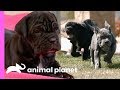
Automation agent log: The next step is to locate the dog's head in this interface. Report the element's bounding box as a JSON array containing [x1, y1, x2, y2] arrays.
[[95, 21, 112, 51], [64, 22, 77, 41], [15, 11, 61, 67], [64, 19, 97, 44]]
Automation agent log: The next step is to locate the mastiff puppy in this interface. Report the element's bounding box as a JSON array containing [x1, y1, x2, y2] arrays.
[[64, 19, 97, 60], [5, 11, 73, 79], [90, 21, 116, 69]]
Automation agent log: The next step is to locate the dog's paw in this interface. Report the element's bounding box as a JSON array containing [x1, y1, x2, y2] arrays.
[[95, 63, 101, 69], [63, 73, 74, 79], [104, 59, 112, 64], [71, 52, 81, 57], [57, 73, 74, 79]]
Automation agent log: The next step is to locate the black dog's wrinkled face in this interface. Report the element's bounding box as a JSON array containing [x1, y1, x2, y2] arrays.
[[15, 11, 61, 67], [97, 28, 112, 52], [64, 22, 78, 44], [64, 19, 97, 41], [28, 16, 60, 54]]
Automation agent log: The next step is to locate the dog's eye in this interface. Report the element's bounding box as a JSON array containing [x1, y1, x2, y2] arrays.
[[34, 29, 40, 33], [107, 35, 111, 38], [34, 25, 45, 33], [97, 38, 99, 41], [52, 22, 59, 31], [100, 36, 105, 39], [39, 25, 45, 31], [66, 30, 71, 35]]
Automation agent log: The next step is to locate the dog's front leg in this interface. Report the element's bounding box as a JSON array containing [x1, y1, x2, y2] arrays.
[[83, 48, 90, 60], [94, 50, 101, 69], [104, 43, 116, 64], [90, 49, 94, 67], [104, 46, 116, 65], [71, 44, 81, 57]]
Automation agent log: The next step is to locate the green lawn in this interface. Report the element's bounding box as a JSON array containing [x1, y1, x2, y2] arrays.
[[55, 52, 120, 79]]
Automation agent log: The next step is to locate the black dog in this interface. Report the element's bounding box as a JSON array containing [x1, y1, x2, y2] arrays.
[[5, 11, 74, 79], [64, 19, 98, 60]]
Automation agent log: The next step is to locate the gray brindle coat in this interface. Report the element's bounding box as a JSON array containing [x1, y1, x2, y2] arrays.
[[90, 21, 116, 69]]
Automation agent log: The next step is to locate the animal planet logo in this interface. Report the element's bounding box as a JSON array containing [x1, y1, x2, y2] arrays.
[[6, 63, 26, 74]]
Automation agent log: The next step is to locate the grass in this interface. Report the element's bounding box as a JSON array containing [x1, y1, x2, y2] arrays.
[[55, 52, 120, 79]]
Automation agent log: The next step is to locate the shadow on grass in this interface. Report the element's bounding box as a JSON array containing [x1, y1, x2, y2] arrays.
[[107, 63, 120, 69]]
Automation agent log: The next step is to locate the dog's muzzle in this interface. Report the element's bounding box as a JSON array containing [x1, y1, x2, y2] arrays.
[[36, 49, 57, 68], [36, 49, 57, 57]]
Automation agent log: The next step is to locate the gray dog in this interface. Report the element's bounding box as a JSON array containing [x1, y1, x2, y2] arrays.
[[90, 21, 116, 69]]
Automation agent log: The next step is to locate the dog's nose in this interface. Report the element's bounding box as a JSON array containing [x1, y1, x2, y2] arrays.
[[68, 38, 71, 40], [49, 38, 56, 43]]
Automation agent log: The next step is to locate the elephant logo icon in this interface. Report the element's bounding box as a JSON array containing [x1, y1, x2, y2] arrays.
[[6, 63, 26, 74]]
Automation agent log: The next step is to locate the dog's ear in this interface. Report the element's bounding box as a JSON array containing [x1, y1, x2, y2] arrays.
[[104, 20, 111, 31], [93, 27, 100, 34], [15, 15, 30, 38], [50, 12, 58, 22]]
